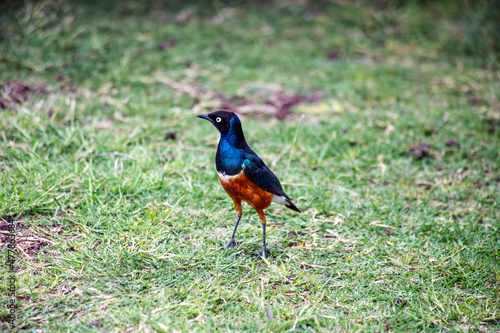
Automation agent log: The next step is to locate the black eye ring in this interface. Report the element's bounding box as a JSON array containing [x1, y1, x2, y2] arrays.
[[216, 117, 222, 123]]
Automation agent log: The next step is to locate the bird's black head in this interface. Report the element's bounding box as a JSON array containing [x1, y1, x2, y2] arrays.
[[197, 111, 237, 133]]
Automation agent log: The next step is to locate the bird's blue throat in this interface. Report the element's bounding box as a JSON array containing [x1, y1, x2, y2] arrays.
[[216, 117, 247, 175]]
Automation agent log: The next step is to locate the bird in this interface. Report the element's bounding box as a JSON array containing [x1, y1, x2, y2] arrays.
[[197, 110, 300, 258]]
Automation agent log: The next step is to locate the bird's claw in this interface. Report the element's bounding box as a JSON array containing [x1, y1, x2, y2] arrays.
[[225, 239, 238, 249], [258, 246, 270, 259]]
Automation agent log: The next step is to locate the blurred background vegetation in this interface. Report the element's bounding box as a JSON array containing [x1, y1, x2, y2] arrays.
[[1, 0, 499, 75]]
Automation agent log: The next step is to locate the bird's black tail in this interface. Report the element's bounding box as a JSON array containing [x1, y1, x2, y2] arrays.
[[285, 198, 301, 213]]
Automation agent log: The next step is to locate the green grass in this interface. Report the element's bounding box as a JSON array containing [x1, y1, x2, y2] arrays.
[[0, 0, 499, 331]]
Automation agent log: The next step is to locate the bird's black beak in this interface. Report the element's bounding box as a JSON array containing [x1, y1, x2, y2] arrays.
[[197, 114, 214, 124]]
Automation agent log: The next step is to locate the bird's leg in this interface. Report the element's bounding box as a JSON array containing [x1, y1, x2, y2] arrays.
[[259, 222, 268, 259], [226, 214, 241, 249], [226, 199, 243, 249], [257, 210, 270, 259]]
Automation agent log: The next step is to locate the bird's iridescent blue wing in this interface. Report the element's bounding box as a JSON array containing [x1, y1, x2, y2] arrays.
[[242, 152, 289, 198]]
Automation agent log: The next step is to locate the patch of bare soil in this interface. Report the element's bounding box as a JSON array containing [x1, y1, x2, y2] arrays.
[[0, 215, 81, 267], [152, 76, 322, 119], [0, 80, 48, 109]]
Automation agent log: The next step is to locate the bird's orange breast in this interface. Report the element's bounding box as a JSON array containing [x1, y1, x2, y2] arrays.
[[218, 171, 273, 211]]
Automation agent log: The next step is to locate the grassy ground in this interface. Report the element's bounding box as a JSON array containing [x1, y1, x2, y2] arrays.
[[1, 0, 499, 331]]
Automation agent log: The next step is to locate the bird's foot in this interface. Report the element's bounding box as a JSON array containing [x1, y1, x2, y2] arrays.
[[225, 239, 240, 249], [258, 246, 270, 259]]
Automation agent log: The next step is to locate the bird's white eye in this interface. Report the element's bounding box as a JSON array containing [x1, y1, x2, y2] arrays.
[[216, 117, 222, 123]]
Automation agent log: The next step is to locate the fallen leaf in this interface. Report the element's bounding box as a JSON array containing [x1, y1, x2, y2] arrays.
[[157, 39, 177, 51], [264, 306, 273, 321], [327, 50, 339, 60], [445, 139, 460, 148], [176, 9, 195, 25], [467, 97, 485, 106], [88, 319, 101, 326], [165, 132, 177, 140], [95, 119, 114, 129], [410, 143, 430, 159]]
